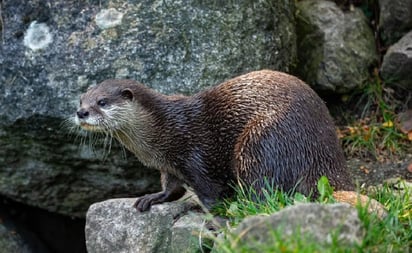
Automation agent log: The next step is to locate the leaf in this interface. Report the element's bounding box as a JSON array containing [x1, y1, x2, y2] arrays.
[[317, 176, 334, 202], [293, 192, 308, 202], [382, 120, 393, 128]]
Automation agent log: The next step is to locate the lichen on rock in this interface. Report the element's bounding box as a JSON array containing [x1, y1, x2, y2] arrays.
[[95, 8, 124, 29], [23, 21, 53, 51]]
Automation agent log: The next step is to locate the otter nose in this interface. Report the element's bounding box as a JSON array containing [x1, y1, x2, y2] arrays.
[[77, 109, 89, 119]]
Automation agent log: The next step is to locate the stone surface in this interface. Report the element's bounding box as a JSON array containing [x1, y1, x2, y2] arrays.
[[85, 198, 210, 253], [0, 0, 296, 217], [0, 116, 161, 217], [295, 0, 378, 93], [0, 218, 32, 253], [380, 31, 412, 90], [231, 203, 364, 248], [86, 201, 370, 252], [379, 0, 412, 45], [332, 191, 388, 219], [170, 211, 212, 252], [0, 195, 87, 253], [399, 109, 412, 133]]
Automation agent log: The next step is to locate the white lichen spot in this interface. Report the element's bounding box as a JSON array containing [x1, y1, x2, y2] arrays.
[[95, 8, 124, 29], [23, 21, 53, 51], [115, 68, 130, 79]]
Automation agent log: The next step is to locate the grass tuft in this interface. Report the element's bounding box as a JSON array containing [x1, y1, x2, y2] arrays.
[[211, 177, 412, 252], [338, 70, 410, 160], [357, 182, 412, 252], [211, 180, 309, 224]]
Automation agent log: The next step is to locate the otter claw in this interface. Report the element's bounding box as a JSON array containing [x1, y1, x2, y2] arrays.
[[133, 196, 152, 212], [133, 187, 186, 212], [133, 198, 145, 212], [133, 192, 165, 212]]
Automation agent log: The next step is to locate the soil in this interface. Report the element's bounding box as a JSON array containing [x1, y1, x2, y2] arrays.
[[347, 154, 412, 188], [327, 89, 412, 189]]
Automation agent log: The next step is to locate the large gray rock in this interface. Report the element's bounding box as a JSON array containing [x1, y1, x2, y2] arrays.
[[380, 31, 412, 90], [295, 0, 378, 93], [0, 0, 296, 217], [379, 0, 412, 45], [227, 203, 364, 250], [85, 198, 211, 253], [0, 117, 161, 217]]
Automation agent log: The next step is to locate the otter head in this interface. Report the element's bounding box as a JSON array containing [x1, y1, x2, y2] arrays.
[[75, 80, 135, 133]]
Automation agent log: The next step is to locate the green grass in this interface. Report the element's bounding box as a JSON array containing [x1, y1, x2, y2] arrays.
[[210, 183, 295, 225], [210, 178, 412, 253], [341, 120, 407, 159], [215, 230, 350, 253], [340, 72, 409, 159], [358, 182, 412, 252]]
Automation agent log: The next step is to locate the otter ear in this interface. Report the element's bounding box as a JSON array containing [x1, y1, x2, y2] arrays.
[[121, 88, 134, 101]]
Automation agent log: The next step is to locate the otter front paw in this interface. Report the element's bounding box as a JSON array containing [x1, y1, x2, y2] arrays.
[[133, 186, 186, 212], [133, 192, 167, 212]]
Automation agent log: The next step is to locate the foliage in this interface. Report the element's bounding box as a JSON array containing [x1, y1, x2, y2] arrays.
[[357, 182, 412, 252], [210, 180, 298, 225], [213, 177, 337, 220], [317, 176, 335, 203], [338, 70, 410, 160], [211, 177, 412, 252]]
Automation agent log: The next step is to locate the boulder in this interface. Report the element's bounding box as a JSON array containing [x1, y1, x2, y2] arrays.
[[0, 116, 161, 217], [0, 223, 32, 253], [226, 203, 364, 250], [379, 0, 412, 45], [0, 203, 43, 253], [0, 0, 296, 217], [295, 0, 378, 93], [380, 31, 412, 90], [85, 198, 211, 253]]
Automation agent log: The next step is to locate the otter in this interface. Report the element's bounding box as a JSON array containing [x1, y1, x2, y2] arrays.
[[75, 70, 353, 212]]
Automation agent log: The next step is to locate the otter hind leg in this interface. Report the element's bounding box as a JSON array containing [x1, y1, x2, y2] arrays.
[[232, 119, 293, 198], [133, 172, 186, 212]]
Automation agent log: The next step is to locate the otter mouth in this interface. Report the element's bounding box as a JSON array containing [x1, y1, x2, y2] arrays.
[[79, 122, 103, 132]]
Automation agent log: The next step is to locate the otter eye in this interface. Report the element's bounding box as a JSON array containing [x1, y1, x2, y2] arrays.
[[97, 99, 108, 107]]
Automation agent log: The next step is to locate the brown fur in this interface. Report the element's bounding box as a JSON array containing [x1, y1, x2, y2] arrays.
[[76, 70, 353, 211]]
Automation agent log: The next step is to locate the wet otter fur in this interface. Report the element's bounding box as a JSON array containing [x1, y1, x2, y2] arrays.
[[75, 70, 354, 211]]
